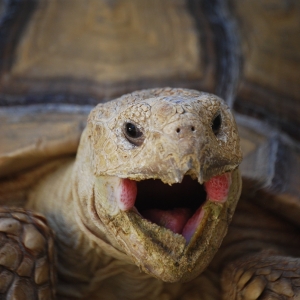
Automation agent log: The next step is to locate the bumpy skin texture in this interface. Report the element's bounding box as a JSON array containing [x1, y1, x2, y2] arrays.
[[87, 88, 241, 183], [222, 254, 300, 299], [25, 88, 243, 299], [3, 88, 300, 299], [0, 207, 55, 300], [0, 87, 254, 299]]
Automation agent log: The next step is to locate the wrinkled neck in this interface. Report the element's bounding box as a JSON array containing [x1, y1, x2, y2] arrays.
[[66, 139, 133, 297], [26, 156, 132, 298]]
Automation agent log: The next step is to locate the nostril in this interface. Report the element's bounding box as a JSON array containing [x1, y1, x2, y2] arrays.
[[191, 126, 195, 132], [176, 128, 181, 133]]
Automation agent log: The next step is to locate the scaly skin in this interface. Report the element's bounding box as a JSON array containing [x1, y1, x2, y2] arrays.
[[1, 88, 299, 299], [26, 88, 243, 299]]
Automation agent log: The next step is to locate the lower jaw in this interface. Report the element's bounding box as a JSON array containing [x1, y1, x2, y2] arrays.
[[126, 197, 224, 248], [106, 199, 226, 282], [96, 168, 241, 282]]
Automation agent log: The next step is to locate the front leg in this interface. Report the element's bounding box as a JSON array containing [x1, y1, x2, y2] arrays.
[[0, 207, 55, 300], [221, 253, 300, 299]]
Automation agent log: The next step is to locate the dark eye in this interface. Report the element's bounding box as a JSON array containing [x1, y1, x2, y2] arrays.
[[212, 113, 222, 136], [123, 122, 144, 146], [125, 123, 141, 138]]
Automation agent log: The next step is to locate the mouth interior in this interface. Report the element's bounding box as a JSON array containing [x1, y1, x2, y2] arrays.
[[135, 176, 206, 212], [134, 176, 207, 240], [118, 172, 231, 242]]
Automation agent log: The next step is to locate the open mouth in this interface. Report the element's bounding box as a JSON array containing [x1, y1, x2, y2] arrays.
[[94, 170, 239, 282], [117, 173, 232, 243]]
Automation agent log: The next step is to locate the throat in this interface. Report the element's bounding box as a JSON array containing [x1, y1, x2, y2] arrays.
[[135, 177, 206, 211]]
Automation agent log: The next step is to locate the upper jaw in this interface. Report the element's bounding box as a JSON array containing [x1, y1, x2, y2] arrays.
[[94, 168, 242, 282]]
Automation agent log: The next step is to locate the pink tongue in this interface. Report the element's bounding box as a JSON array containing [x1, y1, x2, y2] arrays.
[[182, 208, 204, 242], [142, 208, 192, 234]]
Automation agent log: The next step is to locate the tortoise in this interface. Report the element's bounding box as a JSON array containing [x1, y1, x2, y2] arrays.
[[0, 87, 300, 300]]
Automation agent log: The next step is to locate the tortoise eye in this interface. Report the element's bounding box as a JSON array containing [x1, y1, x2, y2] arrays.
[[212, 113, 222, 136], [123, 122, 144, 146], [125, 123, 142, 138]]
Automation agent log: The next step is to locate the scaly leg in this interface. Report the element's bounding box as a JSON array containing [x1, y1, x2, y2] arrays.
[[0, 207, 55, 299], [221, 253, 300, 299]]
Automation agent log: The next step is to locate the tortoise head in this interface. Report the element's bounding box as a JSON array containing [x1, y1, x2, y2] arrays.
[[74, 88, 242, 282]]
